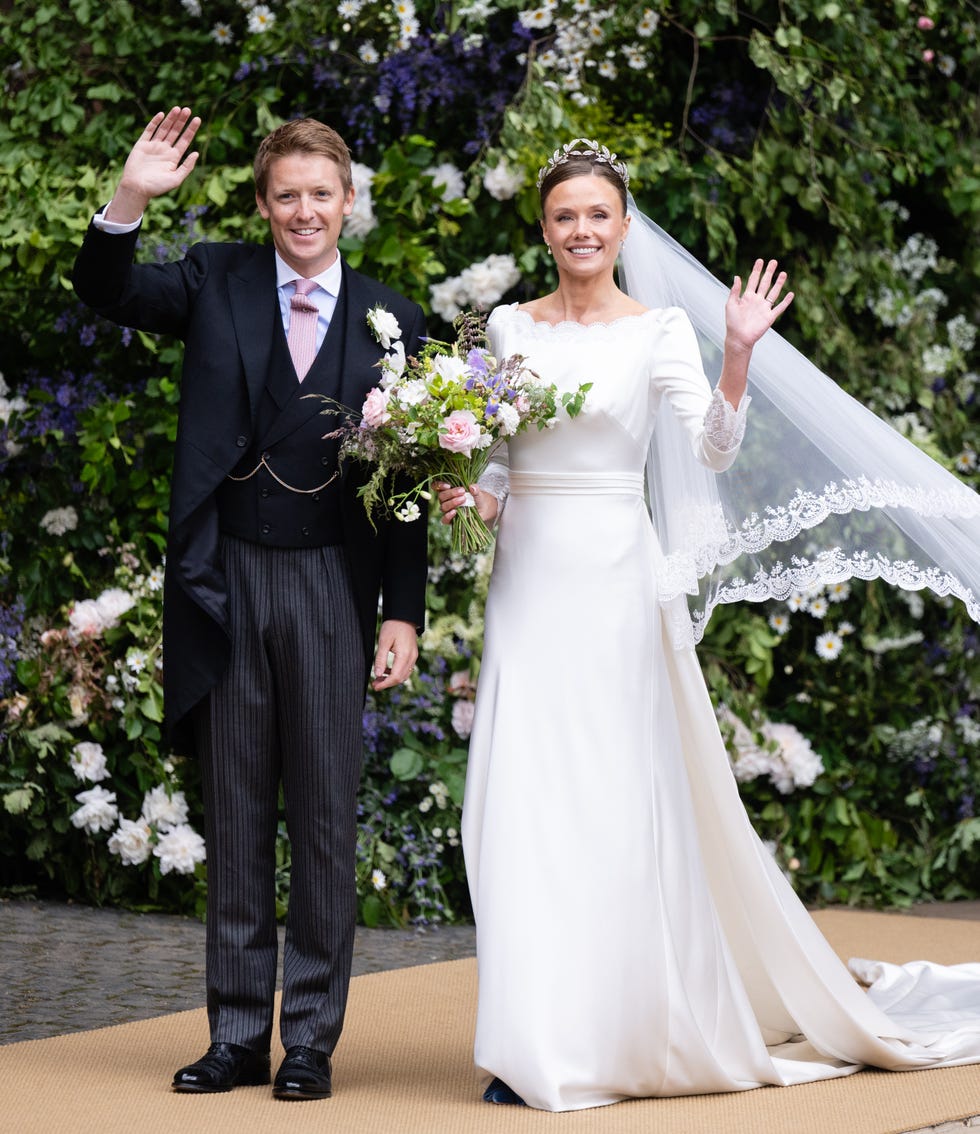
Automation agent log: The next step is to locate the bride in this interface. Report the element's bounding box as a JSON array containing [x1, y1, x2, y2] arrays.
[[436, 140, 980, 1112]]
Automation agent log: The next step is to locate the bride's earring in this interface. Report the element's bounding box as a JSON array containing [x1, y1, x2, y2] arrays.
[[545, 243, 552, 256]]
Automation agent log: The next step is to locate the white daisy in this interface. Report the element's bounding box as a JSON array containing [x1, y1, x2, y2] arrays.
[[807, 596, 829, 619], [815, 632, 844, 661], [246, 5, 275, 33]]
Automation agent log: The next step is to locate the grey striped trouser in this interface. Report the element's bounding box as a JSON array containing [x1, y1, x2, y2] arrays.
[[194, 536, 364, 1055]]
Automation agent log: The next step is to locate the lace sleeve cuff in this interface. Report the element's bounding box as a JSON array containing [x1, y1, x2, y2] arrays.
[[703, 387, 751, 453], [477, 463, 510, 523]]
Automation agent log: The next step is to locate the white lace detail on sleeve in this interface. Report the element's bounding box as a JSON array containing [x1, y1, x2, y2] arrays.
[[703, 387, 751, 452], [478, 463, 510, 521]]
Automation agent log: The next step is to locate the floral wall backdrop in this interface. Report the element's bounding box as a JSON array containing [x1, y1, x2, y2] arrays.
[[0, 0, 977, 922]]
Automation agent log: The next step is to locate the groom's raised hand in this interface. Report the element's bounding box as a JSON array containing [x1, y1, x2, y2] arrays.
[[105, 107, 202, 225]]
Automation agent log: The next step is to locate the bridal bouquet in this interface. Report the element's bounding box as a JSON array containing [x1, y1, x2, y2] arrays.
[[341, 307, 590, 555]]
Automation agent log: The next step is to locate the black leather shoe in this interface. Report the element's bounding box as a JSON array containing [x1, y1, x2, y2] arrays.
[[172, 1042, 270, 1093], [483, 1076, 527, 1105], [273, 1045, 332, 1100]]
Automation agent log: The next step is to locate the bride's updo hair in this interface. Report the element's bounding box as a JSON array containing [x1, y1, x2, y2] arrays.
[[536, 140, 629, 213]]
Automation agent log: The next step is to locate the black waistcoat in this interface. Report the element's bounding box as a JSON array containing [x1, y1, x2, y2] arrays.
[[216, 286, 348, 548]]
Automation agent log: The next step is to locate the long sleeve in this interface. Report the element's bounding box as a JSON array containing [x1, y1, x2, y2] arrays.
[[477, 447, 510, 521], [651, 307, 750, 473]]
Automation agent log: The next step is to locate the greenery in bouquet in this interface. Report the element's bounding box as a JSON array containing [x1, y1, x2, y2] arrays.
[[336, 307, 590, 555]]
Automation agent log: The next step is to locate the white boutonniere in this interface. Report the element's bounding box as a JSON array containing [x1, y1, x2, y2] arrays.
[[367, 304, 402, 350]]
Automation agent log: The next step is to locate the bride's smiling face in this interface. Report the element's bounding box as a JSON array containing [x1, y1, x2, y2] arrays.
[[540, 173, 630, 281]]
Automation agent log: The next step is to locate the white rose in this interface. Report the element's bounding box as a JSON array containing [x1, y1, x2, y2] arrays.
[[107, 817, 153, 865], [68, 600, 105, 639], [344, 164, 378, 238], [154, 824, 206, 874], [459, 253, 521, 307], [483, 161, 524, 201], [431, 354, 470, 385], [95, 587, 136, 627], [344, 197, 378, 239], [763, 721, 824, 792], [429, 277, 466, 323], [141, 784, 190, 830], [368, 307, 402, 349], [70, 785, 119, 834], [379, 340, 407, 386], [70, 741, 109, 783], [495, 401, 521, 436], [425, 161, 465, 202], [451, 699, 476, 739], [396, 379, 430, 408], [731, 747, 773, 784]]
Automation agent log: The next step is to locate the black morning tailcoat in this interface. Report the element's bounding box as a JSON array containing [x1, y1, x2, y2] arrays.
[[72, 225, 428, 753]]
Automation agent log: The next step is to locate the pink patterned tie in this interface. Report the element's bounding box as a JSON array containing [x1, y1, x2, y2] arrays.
[[287, 278, 319, 381]]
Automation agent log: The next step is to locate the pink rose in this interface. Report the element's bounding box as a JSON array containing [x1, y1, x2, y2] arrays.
[[917, 16, 935, 29], [438, 409, 483, 457], [449, 670, 475, 695], [922, 48, 935, 61], [361, 386, 391, 428]]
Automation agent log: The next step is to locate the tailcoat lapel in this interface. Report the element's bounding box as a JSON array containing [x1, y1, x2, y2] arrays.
[[337, 264, 390, 415], [227, 246, 278, 424]]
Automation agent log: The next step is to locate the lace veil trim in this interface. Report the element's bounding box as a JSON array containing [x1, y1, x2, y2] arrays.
[[620, 197, 980, 648]]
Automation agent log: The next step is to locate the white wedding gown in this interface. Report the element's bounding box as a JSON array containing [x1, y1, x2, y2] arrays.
[[462, 302, 980, 1112]]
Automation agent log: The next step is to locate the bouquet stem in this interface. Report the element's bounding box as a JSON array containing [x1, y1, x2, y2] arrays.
[[443, 476, 493, 555]]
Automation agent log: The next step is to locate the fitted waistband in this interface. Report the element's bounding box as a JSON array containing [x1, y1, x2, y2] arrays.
[[507, 471, 646, 496]]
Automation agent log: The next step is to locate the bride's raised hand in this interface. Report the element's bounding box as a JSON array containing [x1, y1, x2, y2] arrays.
[[725, 259, 794, 351], [433, 481, 499, 526]]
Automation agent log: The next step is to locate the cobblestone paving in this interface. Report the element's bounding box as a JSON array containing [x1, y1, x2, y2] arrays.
[[2, 898, 977, 1048], [0, 898, 476, 1045]]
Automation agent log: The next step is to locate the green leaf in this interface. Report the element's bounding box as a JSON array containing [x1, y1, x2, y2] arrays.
[[360, 893, 382, 927], [389, 747, 424, 780], [3, 787, 35, 815]]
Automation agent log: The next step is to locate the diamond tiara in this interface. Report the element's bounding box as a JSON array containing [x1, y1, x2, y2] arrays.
[[535, 138, 630, 191]]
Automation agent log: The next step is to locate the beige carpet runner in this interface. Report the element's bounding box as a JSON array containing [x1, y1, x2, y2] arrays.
[[2, 909, 979, 1134]]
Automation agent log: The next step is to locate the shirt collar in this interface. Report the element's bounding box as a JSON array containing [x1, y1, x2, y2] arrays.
[[274, 251, 343, 297]]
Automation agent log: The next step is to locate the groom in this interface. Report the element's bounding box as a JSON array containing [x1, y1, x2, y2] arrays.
[[72, 107, 428, 1099]]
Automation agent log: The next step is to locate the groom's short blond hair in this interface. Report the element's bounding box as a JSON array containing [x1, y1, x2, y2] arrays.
[[253, 118, 353, 199]]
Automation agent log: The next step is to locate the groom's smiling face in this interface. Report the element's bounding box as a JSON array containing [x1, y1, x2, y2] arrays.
[[256, 153, 355, 278]]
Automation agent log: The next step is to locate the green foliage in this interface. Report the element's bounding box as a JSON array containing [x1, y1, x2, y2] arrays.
[[702, 581, 980, 907], [0, 0, 976, 918]]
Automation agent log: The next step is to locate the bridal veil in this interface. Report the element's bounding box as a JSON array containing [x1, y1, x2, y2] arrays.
[[618, 196, 980, 646]]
